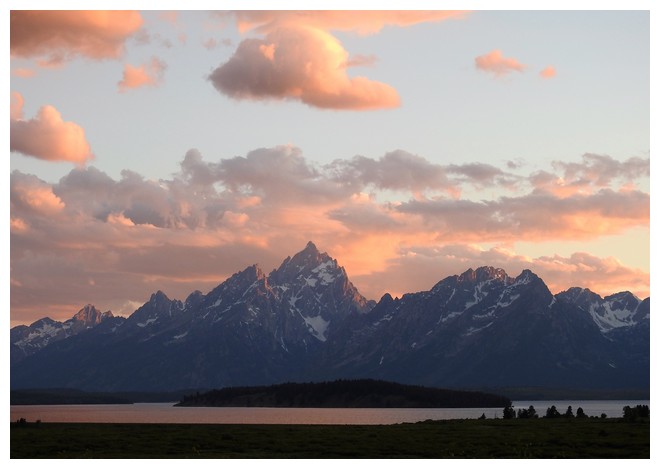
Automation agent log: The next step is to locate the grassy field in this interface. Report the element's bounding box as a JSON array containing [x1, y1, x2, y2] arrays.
[[10, 417, 649, 458]]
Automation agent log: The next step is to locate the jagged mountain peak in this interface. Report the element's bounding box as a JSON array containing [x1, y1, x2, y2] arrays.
[[238, 264, 269, 284], [604, 290, 639, 303], [513, 269, 540, 284], [509, 270, 553, 303], [142, 290, 179, 311], [289, 241, 330, 267], [127, 289, 184, 328], [556, 287, 645, 334], [456, 266, 511, 284], [556, 287, 602, 304], [150, 290, 170, 302], [29, 317, 59, 328], [304, 240, 319, 252], [205, 264, 270, 302], [269, 242, 339, 285], [432, 266, 511, 293], [71, 304, 113, 326], [184, 290, 204, 310], [379, 292, 395, 303]]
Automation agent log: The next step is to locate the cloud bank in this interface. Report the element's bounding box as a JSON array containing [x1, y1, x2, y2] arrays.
[[10, 146, 649, 324], [223, 11, 468, 35]]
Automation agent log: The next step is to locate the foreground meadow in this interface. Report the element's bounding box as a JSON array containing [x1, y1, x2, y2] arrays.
[[11, 417, 649, 458]]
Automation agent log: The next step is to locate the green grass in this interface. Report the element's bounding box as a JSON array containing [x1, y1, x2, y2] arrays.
[[11, 418, 649, 458]]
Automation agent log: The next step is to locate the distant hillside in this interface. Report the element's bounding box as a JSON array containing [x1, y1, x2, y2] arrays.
[[175, 379, 511, 408], [10, 388, 197, 405]]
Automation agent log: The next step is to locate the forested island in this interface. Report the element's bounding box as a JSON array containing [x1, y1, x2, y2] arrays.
[[175, 379, 511, 408]]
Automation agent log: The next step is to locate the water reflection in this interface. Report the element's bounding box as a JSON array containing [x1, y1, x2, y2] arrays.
[[10, 400, 648, 425]]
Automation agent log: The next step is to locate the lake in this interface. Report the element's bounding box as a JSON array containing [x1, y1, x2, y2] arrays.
[[10, 400, 648, 425]]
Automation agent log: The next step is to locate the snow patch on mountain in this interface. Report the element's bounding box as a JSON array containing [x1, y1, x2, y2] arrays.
[[465, 321, 494, 336], [589, 300, 639, 332], [496, 293, 520, 308], [137, 317, 157, 328], [439, 310, 463, 323], [305, 277, 318, 287], [300, 313, 330, 342], [15, 322, 61, 347], [311, 260, 337, 285]]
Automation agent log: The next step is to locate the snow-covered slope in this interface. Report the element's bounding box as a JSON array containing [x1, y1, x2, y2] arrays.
[[556, 287, 647, 333]]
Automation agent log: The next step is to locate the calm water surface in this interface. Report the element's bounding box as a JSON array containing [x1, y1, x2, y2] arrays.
[[10, 400, 648, 425]]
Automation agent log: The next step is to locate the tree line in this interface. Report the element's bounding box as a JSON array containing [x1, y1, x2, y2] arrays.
[[500, 404, 649, 420]]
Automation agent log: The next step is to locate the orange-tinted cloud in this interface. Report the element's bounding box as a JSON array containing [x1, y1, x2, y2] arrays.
[[475, 49, 525, 76], [118, 57, 167, 92], [530, 153, 650, 196], [10, 93, 93, 164], [397, 189, 649, 243], [11, 172, 66, 216], [12, 68, 36, 78], [534, 251, 649, 299], [211, 11, 468, 110], [10, 147, 649, 325], [210, 25, 400, 110], [10, 11, 143, 64], [540, 65, 556, 78], [225, 10, 469, 35], [353, 244, 650, 301], [10, 91, 24, 120]]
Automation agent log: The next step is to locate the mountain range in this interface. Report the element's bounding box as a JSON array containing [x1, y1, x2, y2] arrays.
[[10, 242, 649, 394]]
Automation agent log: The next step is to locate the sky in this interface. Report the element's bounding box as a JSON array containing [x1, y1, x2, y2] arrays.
[[5, 2, 654, 327]]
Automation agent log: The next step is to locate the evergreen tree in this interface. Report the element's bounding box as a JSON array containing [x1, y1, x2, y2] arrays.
[[545, 405, 560, 418], [527, 405, 538, 418]]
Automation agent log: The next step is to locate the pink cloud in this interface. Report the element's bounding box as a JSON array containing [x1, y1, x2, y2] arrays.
[[353, 244, 649, 301], [118, 57, 167, 92], [210, 25, 400, 110], [210, 11, 468, 110], [10, 92, 24, 120], [12, 68, 36, 78], [540, 66, 556, 79], [398, 189, 649, 243], [475, 49, 525, 77], [10, 11, 143, 63], [11, 172, 66, 216], [225, 11, 469, 35], [10, 93, 94, 164], [9, 147, 649, 325], [531, 153, 650, 196]]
